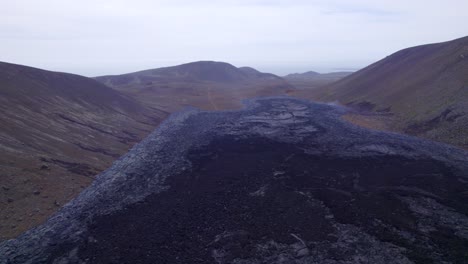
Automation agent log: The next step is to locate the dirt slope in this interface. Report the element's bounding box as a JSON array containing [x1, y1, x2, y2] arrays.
[[0, 62, 166, 240]]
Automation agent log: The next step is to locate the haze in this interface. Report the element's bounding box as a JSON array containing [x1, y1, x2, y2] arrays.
[[1, 0, 467, 76]]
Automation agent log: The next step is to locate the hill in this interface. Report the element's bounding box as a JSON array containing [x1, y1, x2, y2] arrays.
[[97, 61, 282, 85], [311, 36, 468, 148], [0, 62, 166, 240], [284, 71, 320, 80], [95, 61, 294, 112]]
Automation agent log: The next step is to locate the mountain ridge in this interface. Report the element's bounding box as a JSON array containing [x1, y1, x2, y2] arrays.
[[95, 61, 283, 87]]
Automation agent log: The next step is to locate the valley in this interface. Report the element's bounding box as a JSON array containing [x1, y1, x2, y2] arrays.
[[0, 36, 467, 264], [1, 98, 467, 263], [1, 1, 467, 263], [0, 61, 292, 240], [95, 61, 294, 112]]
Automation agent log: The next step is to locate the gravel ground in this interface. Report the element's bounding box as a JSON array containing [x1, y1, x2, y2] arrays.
[[1, 97, 467, 264]]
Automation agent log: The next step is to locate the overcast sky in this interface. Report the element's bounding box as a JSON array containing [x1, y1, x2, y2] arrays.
[[1, 0, 467, 76]]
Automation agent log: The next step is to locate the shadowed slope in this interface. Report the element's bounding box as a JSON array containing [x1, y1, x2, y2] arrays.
[[0, 62, 166, 240]]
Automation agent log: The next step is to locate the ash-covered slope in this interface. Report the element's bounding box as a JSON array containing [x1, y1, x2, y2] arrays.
[[1, 98, 467, 264]]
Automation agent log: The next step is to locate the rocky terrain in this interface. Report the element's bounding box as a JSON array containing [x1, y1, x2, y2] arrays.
[[1, 97, 467, 264]]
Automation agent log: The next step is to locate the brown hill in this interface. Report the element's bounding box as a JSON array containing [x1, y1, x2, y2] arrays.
[[311, 36, 468, 148], [95, 61, 293, 112], [0, 62, 166, 240]]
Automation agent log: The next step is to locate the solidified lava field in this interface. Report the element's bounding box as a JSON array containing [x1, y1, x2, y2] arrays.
[[1, 98, 468, 264]]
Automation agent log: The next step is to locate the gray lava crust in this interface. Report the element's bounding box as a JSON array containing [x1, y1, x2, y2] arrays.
[[1, 97, 467, 264]]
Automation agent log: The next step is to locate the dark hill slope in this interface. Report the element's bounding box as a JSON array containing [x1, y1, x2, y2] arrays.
[[95, 61, 293, 112], [0, 62, 166, 240], [313, 36, 468, 147]]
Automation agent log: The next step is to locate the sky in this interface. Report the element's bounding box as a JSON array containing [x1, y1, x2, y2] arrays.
[[1, 0, 467, 76]]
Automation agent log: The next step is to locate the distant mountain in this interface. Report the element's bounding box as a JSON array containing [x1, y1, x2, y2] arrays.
[[95, 61, 293, 112], [238, 66, 281, 80], [284, 71, 352, 90], [96, 61, 282, 87], [0, 61, 166, 240], [312, 36, 468, 148], [284, 71, 320, 80]]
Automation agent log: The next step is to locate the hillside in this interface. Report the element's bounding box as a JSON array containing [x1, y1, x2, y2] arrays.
[[0, 62, 166, 240], [312, 36, 468, 148], [95, 61, 294, 112]]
